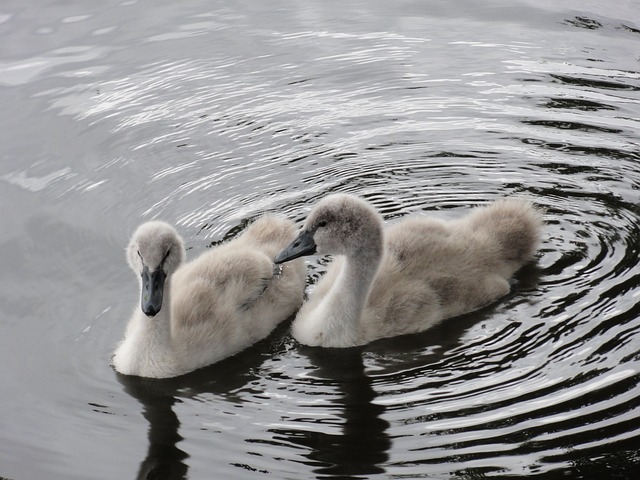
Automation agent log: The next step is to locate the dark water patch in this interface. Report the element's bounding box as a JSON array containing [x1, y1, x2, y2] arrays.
[[550, 73, 640, 91], [621, 23, 640, 35], [521, 119, 623, 135], [564, 16, 603, 30], [542, 98, 618, 111]]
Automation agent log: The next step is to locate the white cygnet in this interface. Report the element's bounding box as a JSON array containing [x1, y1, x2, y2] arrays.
[[113, 215, 306, 378], [275, 194, 543, 348]]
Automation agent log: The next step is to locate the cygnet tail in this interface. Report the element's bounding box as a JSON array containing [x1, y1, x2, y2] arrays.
[[242, 215, 298, 255], [470, 198, 543, 267]]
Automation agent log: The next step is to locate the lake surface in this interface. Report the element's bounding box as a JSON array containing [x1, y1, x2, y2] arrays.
[[1, 0, 640, 478]]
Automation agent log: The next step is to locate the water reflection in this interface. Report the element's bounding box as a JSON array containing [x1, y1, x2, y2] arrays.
[[117, 375, 189, 480], [274, 348, 390, 478], [116, 350, 264, 480], [116, 340, 392, 479]]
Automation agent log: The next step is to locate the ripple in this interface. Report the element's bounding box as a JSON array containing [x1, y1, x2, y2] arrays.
[[0, 46, 114, 86]]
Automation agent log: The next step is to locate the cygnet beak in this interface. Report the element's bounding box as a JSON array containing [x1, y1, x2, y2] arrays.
[[140, 265, 166, 317], [275, 230, 317, 264]]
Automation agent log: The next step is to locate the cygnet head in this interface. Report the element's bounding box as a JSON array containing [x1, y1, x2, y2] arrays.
[[275, 194, 383, 263], [126, 221, 185, 317]]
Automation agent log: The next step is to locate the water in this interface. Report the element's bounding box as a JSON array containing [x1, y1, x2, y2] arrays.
[[1, 0, 639, 478]]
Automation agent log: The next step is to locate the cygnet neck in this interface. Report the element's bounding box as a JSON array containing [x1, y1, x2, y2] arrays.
[[125, 277, 175, 374], [343, 248, 381, 310], [323, 222, 384, 343]]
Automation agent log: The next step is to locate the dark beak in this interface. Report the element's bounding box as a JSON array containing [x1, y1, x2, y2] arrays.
[[274, 230, 317, 264], [140, 266, 167, 317]]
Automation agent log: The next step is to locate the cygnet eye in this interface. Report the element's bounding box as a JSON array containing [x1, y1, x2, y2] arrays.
[[161, 248, 171, 266], [318, 220, 328, 228]]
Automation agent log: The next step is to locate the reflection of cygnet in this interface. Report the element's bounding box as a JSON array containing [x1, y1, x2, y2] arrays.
[[276, 194, 543, 348], [113, 216, 306, 378]]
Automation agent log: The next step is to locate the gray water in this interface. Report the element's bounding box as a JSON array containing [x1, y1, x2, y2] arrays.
[[1, 0, 640, 478]]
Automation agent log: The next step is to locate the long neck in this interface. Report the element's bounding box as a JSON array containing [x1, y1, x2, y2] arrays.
[[321, 237, 383, 346], [339, 254, 380, 318], [114, 279, 174, 377]]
